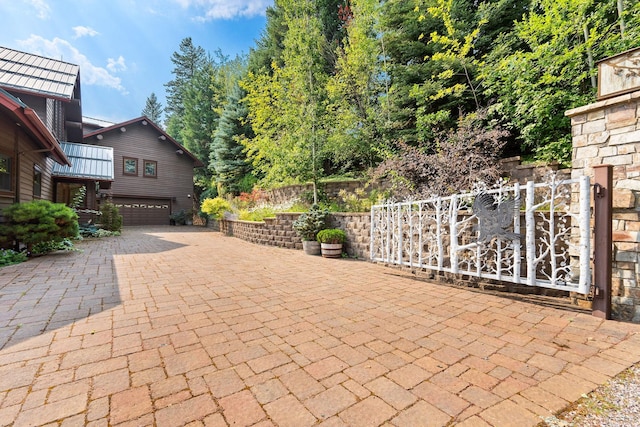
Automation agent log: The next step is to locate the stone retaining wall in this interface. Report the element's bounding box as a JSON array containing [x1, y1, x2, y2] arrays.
[[218, 212, 372, 259], [566, 90, 640, 322]]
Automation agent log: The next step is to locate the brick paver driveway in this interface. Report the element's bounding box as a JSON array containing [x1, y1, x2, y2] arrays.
[[1, 227, 639, 426]]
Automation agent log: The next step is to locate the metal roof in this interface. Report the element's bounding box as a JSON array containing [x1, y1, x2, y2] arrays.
[[0, 46, 79, 100], [53, 142, 114, 181]]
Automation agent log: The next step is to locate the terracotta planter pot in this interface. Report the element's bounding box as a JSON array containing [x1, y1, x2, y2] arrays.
[[302, 240, 321, 256], [320, 243, 343, 258]]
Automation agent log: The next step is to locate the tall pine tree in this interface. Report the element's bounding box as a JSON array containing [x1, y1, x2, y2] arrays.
[[141, 92, 163, 124]]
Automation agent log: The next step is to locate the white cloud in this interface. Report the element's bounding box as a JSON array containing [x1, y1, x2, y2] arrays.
[[73, 26, 99, 38], [107, 56, 127, 72], [174, 0, 271, 20], [25, 0, 51, 19], [18, 35, 128, 94]]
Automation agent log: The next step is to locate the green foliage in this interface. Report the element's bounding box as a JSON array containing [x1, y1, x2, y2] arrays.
[[0, 200, 79, 254], [99, 202, 123, 232], [326, 0, 385, 172], [292, 204, 329, 241], [70, 185, 86, 210], [142, 92, 164, 123], [316, 228, 347, 244], [79, 223, 120, 238], [170, 209, 189, 225], [242, 0, 343, 194], [337, 187, 388, 212], [238, 207, 277, 222], [481, 0, 636, 163], [0, 249, 27, 267], [201, 197, 232, 220], [31, 238, 78, 256], [210, 82, 254, 195]]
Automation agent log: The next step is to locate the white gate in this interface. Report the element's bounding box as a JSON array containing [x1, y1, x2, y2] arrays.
[[370, 175, 592, 294]]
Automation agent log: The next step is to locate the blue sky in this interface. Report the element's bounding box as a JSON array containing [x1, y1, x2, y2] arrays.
[[0, 0, 270, 124]]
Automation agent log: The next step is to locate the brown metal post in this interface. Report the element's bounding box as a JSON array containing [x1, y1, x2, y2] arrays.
[[592, 164, 613, 319]]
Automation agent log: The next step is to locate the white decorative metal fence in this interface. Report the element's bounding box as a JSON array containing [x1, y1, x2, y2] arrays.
[[370, 175, 592, 294]]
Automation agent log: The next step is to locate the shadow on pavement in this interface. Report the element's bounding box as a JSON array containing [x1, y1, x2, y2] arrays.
[[0, 227, 196, 350]]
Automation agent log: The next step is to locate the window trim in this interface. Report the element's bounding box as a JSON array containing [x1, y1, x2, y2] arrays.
[[143, 159, 157, 178], [0, 151, 14, 194], [123, 157, 138, 176]]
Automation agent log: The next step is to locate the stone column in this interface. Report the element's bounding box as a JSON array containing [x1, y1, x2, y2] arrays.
[[566, 90, 640, 322]]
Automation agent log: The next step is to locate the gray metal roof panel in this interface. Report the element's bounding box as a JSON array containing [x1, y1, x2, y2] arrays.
[[0, 47, 79, 99], [53, 142, 114, 181]]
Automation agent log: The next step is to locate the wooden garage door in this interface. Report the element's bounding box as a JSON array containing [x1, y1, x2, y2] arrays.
[[112, 198, 171, 226]]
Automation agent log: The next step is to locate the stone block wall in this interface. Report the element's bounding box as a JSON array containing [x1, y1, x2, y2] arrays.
[[499, 156, 570, 184], [326, 213, 371, 259], [219, 213, 303, 250], [218, 212, 372, 259], [566, 90, 640, 322]]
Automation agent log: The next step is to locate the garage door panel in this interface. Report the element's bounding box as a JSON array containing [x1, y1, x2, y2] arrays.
[[112, 198, 170, 226]]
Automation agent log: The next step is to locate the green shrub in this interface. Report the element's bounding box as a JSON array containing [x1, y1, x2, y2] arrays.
[[170, 209, 188, 225], [100, 202, 122, 232], [293, 204, 329, 241], [201, 197, 232, 220], [79, 223, 120, 238], [238, 207, 276, 222], [316, 228, 346, 244], [0, 249, 27, 266], [31, 238, 78, 255], [0, 200, 78, 254]]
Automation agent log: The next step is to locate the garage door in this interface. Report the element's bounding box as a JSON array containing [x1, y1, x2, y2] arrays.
[[112, 198, 171, 226]]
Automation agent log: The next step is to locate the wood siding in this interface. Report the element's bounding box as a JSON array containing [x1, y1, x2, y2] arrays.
[[0, 114, 55, 211], [87, 122, 197, 215]]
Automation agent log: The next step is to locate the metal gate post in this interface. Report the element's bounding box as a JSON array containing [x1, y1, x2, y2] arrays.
[[592, 164, 613, 320]]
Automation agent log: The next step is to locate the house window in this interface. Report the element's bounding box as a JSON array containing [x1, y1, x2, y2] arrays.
[[33, 164, 42, 197], [0, 153, 12, 192], [123, 157, 138, 175], [144, 160, 157, 178]]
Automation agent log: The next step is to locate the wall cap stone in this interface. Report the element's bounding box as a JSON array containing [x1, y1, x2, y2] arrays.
[[566, 90, 640, 117]]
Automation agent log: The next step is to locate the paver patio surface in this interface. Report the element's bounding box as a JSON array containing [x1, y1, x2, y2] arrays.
[[1, 226, 639, 426]]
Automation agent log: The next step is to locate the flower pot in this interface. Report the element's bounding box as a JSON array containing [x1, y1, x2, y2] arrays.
[[302, 240, 321, 256], [320, 243, 343, 258]]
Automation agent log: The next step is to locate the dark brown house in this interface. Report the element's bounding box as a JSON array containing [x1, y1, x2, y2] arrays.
[[0, 88, 70, 211], [84, 117, 203, 225]]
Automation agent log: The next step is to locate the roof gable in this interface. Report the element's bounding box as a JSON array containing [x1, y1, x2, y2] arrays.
[[84, 116, 204, 167], [0, 46, 80, 100], [0, 88, 70, 166]]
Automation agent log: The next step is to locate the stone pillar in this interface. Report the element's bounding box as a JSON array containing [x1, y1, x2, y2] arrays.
[[566, 90, 640, 322]]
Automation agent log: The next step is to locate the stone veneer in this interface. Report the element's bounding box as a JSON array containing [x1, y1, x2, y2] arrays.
[[566, 90, 640, 322]]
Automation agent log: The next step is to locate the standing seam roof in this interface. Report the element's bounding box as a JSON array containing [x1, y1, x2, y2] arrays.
[[0, 47, 79, 100], [53, 142, 114, 181]]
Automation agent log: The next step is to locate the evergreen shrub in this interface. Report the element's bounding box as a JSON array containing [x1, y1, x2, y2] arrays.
[[100, 202, 123, 232], [0, 200, 78, 254]]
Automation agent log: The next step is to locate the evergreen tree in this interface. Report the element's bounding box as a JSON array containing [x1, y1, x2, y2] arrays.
[[248, 2, 288, 74], [180, 61, 217, 176], [210, 83, 254, 194], [164, 37, 207, 139], [141, 92, 163, 124]]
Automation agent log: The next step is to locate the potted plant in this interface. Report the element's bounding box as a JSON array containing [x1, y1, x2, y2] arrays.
[[292, 204, 328, 255], [316, 228, 346, 258]]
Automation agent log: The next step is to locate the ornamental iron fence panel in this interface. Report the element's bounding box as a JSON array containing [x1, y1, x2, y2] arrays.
[[370, 175, 591, 295]]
